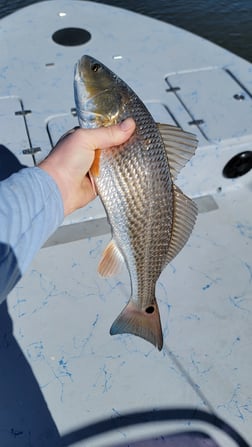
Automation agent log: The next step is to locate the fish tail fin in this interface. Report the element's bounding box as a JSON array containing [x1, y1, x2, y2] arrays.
[[110, 299, 163, 350]]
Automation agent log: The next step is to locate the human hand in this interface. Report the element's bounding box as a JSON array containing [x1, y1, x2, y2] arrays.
[[39, 118, 135, 216]]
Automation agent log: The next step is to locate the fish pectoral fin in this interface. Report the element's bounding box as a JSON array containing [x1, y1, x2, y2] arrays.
[[166, 184, 198, 264], [90, 148, 101, 177], [157, 123, 198, 181], [110, 299, 163, 350], [98, 240, 124, 277]]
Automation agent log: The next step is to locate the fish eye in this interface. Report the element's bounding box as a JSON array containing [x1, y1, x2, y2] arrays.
[[91, 63, 101, 72]]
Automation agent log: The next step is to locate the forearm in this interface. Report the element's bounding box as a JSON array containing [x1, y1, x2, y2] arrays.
[[0, 119, 136, 304], [0, 167, 64, 302]]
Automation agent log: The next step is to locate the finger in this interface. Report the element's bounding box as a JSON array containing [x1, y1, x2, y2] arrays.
[[75, 118, 136, 151]]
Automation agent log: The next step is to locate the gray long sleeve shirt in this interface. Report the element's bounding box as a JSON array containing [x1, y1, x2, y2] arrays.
[[0, 167, 64, 303]]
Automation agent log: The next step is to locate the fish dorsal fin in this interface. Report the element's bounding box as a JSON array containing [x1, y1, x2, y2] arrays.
[[166, 184, 198, 264], [98, 239, 124, 277], [157, 123, 198, 180]]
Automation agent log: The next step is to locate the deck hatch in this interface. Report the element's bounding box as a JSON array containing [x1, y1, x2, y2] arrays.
[[165, 68, 252, 143]]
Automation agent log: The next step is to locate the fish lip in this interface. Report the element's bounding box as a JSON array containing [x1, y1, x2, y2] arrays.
[[74, 61, 97, 127], [74, 60, 88, 101], [74, 60, 83, 86]]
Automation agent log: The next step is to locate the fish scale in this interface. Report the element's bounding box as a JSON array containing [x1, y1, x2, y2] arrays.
[[74, 55, 198, 350]]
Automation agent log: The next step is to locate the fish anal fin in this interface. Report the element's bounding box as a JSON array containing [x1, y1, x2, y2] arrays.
[[157, 123, 198, 181], [166, 184, 198, 264], [98, 240, 124, 277], [110, 299, 163, 350]]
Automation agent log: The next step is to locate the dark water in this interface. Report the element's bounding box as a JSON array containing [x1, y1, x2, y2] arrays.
[[1, 0, 252, 63]]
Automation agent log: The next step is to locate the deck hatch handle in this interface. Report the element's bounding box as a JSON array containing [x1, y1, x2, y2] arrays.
[[188, 119, 205, 126], [166, 86, 181, 93], [22, 147, 42, 155], [15, 110, 32, 116], [165, 77, 208, 140], [225, 68, 252, 99]]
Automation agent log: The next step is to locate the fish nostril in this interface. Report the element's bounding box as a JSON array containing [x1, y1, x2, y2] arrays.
[[145, 306, 155, 314]]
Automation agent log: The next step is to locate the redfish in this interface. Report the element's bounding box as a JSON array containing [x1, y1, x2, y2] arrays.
[[74, 55, 197, 350]]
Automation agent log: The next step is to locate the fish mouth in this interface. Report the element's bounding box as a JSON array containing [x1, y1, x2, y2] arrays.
[[74, 61, 109, 127]]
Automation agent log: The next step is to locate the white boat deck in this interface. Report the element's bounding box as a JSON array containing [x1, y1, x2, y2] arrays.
[[0, 1, 251, 446]]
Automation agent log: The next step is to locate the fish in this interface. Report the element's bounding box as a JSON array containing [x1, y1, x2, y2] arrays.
[[74, 55, 198, 350]]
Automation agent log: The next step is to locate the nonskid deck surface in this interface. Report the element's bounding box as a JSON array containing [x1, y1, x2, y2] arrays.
[[0, 1, 251, 446]]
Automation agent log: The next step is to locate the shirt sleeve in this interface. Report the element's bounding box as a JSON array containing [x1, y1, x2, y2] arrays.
[[0, 167, 64, 303]]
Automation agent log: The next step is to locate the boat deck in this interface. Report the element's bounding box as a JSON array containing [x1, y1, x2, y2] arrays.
[[0, 1, 251, 445]]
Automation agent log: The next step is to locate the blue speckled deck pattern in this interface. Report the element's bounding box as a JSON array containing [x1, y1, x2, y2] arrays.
[[0, 1, 251, 446]]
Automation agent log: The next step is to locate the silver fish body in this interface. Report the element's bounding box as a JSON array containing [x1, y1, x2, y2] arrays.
[[74, 55, 198, 350]]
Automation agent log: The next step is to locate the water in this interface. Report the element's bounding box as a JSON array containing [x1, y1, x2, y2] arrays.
[[1, 0, 252, 63]]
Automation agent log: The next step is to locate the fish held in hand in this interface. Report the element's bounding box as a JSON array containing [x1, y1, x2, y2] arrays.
[[74, 55, 198, 350]]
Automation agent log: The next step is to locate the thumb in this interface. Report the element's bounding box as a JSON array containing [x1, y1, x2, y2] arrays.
[[80, 118, 136, 151]]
